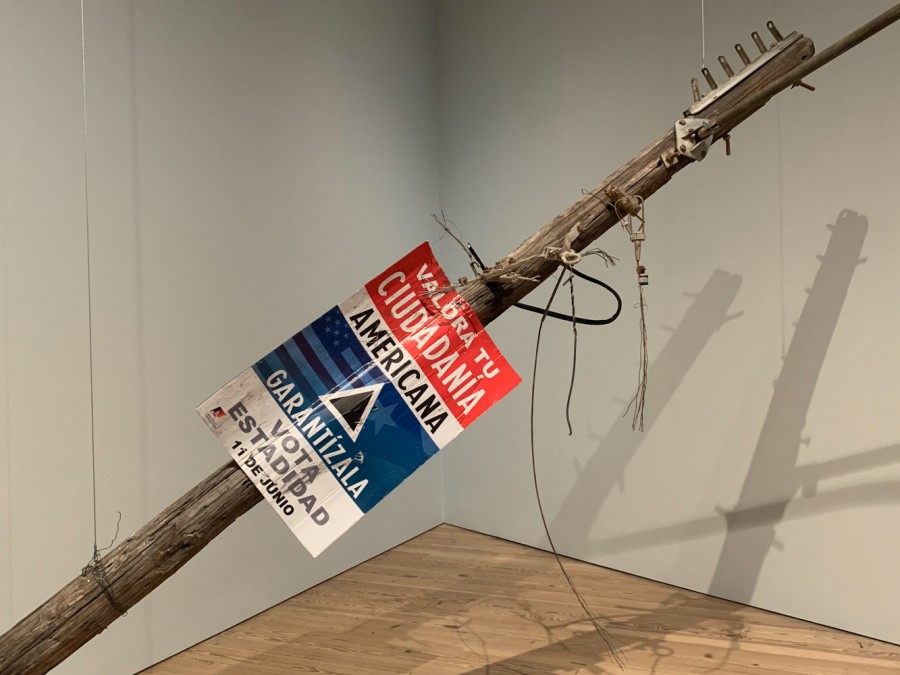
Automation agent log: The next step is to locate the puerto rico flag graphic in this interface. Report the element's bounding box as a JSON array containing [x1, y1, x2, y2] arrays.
[[198, 243, 520, 556]]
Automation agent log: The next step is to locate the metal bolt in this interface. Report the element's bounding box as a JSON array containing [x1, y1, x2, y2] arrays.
[[680, 144, 686, 151], [691, 77, 702, 103], [678, 119, 686, 125], [752, 31, 767, 54], [718, 55, 734, 78]]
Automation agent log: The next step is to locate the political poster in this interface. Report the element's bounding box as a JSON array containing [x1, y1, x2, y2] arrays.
[[198, 242, 520, 556]]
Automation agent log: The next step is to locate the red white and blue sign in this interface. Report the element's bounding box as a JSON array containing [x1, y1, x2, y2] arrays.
[[198, 243, 520, 556]]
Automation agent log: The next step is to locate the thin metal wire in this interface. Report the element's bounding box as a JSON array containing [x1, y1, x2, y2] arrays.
[[431, 211, 623, 663], [529, 270, 624, 667], [79, 0, 99, 552], [564, 272, 577, 436], [78, 2, 127, 616]]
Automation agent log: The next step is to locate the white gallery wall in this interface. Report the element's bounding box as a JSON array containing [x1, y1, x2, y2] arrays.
[[3, 1, 900, 673], [439, 0, 900, 647], [0, 1, 442, 673]]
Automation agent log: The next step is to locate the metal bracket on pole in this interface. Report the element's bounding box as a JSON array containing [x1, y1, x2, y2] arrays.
[[674, 117, 712, 162], [685, 30, 802, 116]]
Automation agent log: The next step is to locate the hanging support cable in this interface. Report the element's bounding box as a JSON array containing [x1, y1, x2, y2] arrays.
[[77, 0, 125, 616]]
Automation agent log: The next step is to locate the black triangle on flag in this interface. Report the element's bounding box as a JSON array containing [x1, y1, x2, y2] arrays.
[[320, 382, 383, 442]]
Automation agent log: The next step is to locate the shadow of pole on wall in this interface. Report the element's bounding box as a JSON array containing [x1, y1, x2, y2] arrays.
[[587, 213, 888, 567], [461, 210, 890, 674], [708, 209, 869, 602], [551, 268, 743, 549]]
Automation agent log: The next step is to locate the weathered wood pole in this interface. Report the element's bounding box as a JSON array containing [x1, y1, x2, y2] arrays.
[[0, 17, 878, 673]]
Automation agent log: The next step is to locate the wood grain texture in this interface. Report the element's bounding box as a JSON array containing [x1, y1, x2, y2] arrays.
[[143, 524, 900, 675], [0, 34, 818, 675]]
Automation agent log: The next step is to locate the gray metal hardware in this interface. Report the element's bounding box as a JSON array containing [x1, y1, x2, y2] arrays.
[[674, 117, 713, 162], [685, 32, 802, 116]]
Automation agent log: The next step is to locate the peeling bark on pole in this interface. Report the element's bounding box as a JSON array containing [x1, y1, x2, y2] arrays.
[[0, 35, 817, 675]]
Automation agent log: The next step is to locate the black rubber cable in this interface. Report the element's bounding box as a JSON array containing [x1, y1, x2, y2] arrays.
[[514, 265, 622, 325], [466, 243, 623, 326]]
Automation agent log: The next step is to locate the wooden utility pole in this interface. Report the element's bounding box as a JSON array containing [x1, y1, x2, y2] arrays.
[[2, 5, 899, 673]]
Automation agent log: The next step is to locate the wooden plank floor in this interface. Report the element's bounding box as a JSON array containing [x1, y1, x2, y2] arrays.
[[143, 524, 900, 674]]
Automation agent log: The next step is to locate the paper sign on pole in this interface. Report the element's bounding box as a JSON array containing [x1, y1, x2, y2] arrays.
[[198, 243, 520, 556]]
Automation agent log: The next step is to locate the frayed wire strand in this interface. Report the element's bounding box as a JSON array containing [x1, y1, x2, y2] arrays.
[[530, 268, 625, 667], [629, 288, 649, 431], [612, 197, 650, 432], [81, 511, 127, 616], [432, 211, 482, 278]]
